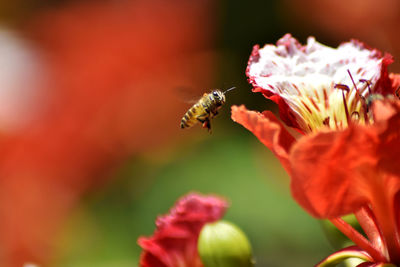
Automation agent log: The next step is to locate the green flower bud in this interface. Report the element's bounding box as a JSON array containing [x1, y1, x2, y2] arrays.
[[198, 220, 255, 267]]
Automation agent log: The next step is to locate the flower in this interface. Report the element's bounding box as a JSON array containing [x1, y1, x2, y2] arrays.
[[232, 34, 400, 265], [137, 193, 228, 267]]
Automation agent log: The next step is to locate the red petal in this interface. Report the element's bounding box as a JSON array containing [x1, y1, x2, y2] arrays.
[[137, 193, 228, 267], [231, 105, 296, 173], [290, 102, 400, 222], [374, 54, 394, 96], [261, 92, 302, 130], [137, 238, 170, 267], [289, 126, 376, 218], [389, 73, 400, 92], [372, 99, 400, 176]]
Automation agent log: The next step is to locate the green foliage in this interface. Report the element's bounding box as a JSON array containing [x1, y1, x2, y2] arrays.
[[54, 134, 332, 267]]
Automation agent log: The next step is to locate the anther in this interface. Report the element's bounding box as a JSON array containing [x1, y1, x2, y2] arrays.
[[334, 83, 351, 126], [348, 69, 359, 92], [348, 71, 365, 105], [357, 79, 372, 122], [334, 84, 350, 92], [359, 79, 372, 95]]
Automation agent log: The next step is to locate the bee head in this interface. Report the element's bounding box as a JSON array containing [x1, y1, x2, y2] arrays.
[[212, 90, 225, 104]]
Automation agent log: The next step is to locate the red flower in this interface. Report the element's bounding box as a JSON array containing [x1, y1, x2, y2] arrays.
[[137, 193, 228, 267], [232, 34, 400, 265]]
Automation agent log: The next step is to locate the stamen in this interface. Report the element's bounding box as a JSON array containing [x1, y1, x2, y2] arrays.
[[333, 114, 339, 129], [355, 207, 387, 259], [300, 100, 312, 114], [348, 69, 358, 92], [359, 79, 372, 95], [330, 218, 387, 262], [323, 88, 329, 109], [334, 84, 350, 92], [357, 79, 371, 123], [347, 70, 363, 103], [310, 98, 320, 112], [334, 84, 351, 126]]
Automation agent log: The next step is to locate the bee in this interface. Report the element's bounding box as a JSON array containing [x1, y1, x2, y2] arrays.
[[180, 87, 235, 132]]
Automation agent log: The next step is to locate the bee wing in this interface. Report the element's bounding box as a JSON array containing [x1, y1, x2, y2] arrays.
[[174, 86, 205, 104]]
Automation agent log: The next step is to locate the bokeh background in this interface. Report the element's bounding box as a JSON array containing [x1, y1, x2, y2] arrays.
[[1, 0, 399, 266]]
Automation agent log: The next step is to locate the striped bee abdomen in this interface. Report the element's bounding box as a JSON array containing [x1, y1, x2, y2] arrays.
[[180, 104, 205, 129]]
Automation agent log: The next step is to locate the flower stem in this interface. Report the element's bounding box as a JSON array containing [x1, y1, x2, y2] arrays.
[[355, 207, 387, 258], [330, 218, 386, 262], [371, 196, 400, 264]]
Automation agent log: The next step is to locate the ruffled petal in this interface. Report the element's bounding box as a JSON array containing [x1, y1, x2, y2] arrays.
[[389, 73, 400, 93], [138, 193, 228, 267], [373, 54, 394, 96], [246, 34, 392, 133], [290, 97, 400, 219], [372, 99, 400, 178], [289, 125, 377, 218], [231, 105, 296, 172]]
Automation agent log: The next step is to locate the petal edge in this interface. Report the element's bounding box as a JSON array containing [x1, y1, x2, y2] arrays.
[[231, 105, 295, 173]]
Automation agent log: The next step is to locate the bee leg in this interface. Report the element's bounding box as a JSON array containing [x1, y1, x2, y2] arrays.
[[202, 118, 212, 133], [197, 114, 212, 132], [196, 113, 209, 124]]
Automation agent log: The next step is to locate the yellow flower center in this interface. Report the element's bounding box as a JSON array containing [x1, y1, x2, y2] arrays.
[[293, 73, 375, 132]]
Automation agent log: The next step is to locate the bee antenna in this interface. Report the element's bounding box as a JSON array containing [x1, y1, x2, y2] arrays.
[[223, 87, 236, 94]]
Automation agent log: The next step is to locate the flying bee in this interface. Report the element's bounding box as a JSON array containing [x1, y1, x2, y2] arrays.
[[180, 87, 235, 132]]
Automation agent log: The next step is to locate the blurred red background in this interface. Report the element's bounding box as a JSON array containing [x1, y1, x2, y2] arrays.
[[2, 0, 400, 266], [0, 0, 215, 266], [282, 0, 400, 71]]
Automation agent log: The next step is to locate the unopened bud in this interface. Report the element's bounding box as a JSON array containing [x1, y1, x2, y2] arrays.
[[198, 220, 255, 267]]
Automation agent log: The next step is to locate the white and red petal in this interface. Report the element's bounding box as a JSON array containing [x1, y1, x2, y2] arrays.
[[247, 34, 393, 133]]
